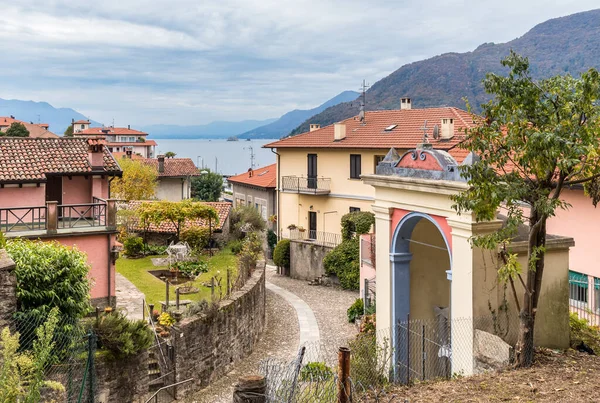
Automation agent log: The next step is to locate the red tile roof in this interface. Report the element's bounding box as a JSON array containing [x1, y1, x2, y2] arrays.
[[73, 120, 90, 124], [140, 158, 201, 177], [107, 140, 157, 147], [228, 163, 276, 188], [264, 107, 475, 153], [0, 137, 121, 183], [127, 201, 232, 233], [76, 127, 148, 136], [0, 117, 59, 139]]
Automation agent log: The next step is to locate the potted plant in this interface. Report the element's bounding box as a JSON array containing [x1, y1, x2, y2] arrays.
[[297, 226, 306, 233], [287, 224, 297, 230], [269, 214, 277, 223]]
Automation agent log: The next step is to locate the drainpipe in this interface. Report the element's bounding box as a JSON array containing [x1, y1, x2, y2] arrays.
[[108, 175, 116, 198], [270, 148, 280, 239], [107, 233, 112, 308]]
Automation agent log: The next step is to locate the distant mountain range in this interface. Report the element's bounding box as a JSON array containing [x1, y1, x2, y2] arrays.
[[141, 119, 278, 139], [237, 91, 359, 139], [0, 98, 102, 134], [290, 9, 600, 135]]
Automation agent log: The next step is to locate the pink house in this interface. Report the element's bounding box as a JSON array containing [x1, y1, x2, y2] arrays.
[[0, 137, 122, 308]]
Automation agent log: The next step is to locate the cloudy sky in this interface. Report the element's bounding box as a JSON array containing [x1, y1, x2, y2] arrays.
[[0, 1, 597, 126]]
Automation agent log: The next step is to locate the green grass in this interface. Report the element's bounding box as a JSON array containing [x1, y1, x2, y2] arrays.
[[116, 247, 238, 308]]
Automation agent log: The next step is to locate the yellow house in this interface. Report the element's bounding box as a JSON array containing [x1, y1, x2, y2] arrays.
[[264, 99, 474, 240]]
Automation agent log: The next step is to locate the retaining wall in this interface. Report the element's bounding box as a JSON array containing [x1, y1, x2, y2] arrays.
[[289, 240, 333, 280]]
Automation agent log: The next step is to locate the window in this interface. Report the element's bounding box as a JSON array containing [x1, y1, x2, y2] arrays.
[[569, 270, 588, 307], [349, 207, 361, 213], [255, 203, 259, 210], [374, 155, 385, 172], [80, 124, 85, 129], [350, 154, 361, 179]]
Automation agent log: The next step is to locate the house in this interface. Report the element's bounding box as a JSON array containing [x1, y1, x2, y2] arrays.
[[126, 201, 232, 245], [72, 120, 157, 158], [264, 99, 473, 241], [361, 144, 572, 380], [0, 137, 122, 308], [0, 116, 59, 138], [227, 164, 277, 229]]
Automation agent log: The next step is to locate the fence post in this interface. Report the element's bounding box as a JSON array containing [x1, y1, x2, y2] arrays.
[[227, 268, 231, 296], [87, 332, 97, 403], [211, 277, 215, 301], [288, 346, 305, 403], [422, 324, 426, 381], [363, 278, 368, 315], [406, 313, 410, 386], [148, 303, 155, 323], [165, 280, 170, 311], [142, 299, 146, 322], [337, 347, 351, 403], [233, 375, 266, 403], [176, 288, 180, 310]]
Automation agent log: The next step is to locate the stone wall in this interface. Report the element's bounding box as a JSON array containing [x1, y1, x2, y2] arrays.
[[95, 351, 149, 403], [0, 250, 17, 329], [173, 262, 266, 398], [290, 240, 333, 280]]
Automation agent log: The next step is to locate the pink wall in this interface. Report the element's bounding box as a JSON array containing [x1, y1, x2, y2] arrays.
[[359, 233, 376, 297], [53, 233, 116, 300], [391, 208, 453, 251], [0, 185, 45, 207], [62, 176, 91, 205], [547, 188, 598, 277]]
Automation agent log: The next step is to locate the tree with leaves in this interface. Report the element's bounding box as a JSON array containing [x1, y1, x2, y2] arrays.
[[136, 199, 219, 241], [111, 158, 157, 201], [191, 169, 223, 202], [452, 51, 600, 367], [4, 122, 29, 137], [164, 151, 176, 158], [63, 124, 74, 137]]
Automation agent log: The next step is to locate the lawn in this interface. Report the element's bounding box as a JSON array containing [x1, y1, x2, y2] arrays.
[[117, 247, 238, 308]]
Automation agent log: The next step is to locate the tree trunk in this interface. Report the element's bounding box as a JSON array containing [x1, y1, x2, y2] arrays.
[[515, 210, 547, 368]]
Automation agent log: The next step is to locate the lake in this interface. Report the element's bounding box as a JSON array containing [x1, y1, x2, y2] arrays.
[[154, 139, 277, 176]]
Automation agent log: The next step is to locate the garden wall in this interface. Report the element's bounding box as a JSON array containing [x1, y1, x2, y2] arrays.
[[173, 261, 266, 398], [289, 240, 333, 280], [95, 351, 150, 403]]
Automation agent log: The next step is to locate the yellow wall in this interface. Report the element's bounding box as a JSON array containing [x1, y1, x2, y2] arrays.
[[277, 148, 391, 234]]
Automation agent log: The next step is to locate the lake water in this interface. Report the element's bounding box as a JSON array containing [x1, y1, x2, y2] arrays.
[[155, 139, 277, 176]]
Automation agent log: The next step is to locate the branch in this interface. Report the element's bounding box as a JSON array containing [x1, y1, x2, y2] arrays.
[[508, 277, 522, 312], [551, 172, 566, 200], [562, 172, 600, 186]]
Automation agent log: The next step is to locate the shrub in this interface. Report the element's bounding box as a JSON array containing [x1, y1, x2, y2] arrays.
[[230, 206, 266, 240], [158, 312, 175, 327], [144, 243, 168, 256], [267, 229, 277, 251], [347, 298, 364, 323], [300, 362, 334, 381], [349, 331, 390, 387], [229, 239, 244, 254], [341, 211, 375, 241], [91, 310, 153, 360], [239, 232, 263, 273], [181, 225, 210, 251], [173, 260, 209, 278], [570, 312, 600, 353], [0, 231, 6, 249], [123, 236, 144, 256], [273, 239, 291, 269], [323, 238, 360, 290]]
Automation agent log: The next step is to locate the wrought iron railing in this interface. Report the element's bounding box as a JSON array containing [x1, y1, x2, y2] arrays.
[[281, 175, 331, 194], [286, 228, 341, 247], [0, 206, 47, 232], [58, 202, 107, 228], [360, 234, 376, 268]]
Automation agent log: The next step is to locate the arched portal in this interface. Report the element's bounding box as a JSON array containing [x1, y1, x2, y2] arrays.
[[390, 211, 452, 381]]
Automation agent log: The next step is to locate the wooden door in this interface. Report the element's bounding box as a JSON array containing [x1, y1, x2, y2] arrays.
[[307, 154, 317, 189], [45, 176, 63, 204], [308, 211, 317, 240]]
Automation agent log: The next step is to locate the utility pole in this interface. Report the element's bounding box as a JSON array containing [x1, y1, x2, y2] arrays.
[[358, 79, 370, 124], [215, 157, 218, 173]]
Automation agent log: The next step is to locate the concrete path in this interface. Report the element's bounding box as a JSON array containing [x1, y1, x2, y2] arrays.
[[265, 280, 320, 346], [115, 273, 145, 320]]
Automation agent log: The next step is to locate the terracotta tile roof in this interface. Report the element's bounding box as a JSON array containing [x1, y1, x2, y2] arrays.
[[0, 137, 121, 183], [73, 120, 90, 124], [228, 163, 276, 188], [264, 107, 475, 152], [140, 158, 201, 177], [76, 127, 148, 136], [107, 140, 157, 147], [127, 201, 232, 233], [0, 117, 59, 138]]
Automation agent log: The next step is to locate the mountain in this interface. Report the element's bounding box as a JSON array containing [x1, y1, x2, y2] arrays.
[[238, 90, 360, 139], [290, 9, 600, 136], [141, 119, 277, 139], [0, 98, 102, 134]]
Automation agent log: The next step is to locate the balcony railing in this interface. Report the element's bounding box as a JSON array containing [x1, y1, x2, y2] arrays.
[[0, 198, 115, 234], [286, 229, 341, 247], [360, 234, 376, 268], [281, 176, 331, 195], [0, 206, 47, 233]]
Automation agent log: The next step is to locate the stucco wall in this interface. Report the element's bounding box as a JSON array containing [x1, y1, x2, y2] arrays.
[[156, 178, 188, 201], [231, 183, 275, 230], [0, 184, 45, 207], [62, 175, 92, 205], [289, 240, 333, 280]]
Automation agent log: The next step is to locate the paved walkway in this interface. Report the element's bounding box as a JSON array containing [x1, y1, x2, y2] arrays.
[[265, 280, 320, 346], [115, 273, 145, 320]]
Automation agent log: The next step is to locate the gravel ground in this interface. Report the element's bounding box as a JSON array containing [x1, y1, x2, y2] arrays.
[[184, 290, 299, 403], [266, 265, 359, 345]]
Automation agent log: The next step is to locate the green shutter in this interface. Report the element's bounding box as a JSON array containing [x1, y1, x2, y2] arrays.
[[569, 270, 588, 288], [595, 277, 600, 290]]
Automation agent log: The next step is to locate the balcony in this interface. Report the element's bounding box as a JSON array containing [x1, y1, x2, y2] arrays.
[[0, 198, 116, 237], [285, 229, 341, 247], [281, 176, 331, 195]]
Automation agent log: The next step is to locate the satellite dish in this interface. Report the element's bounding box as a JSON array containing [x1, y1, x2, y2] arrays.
[[433, 125, 440, 139]]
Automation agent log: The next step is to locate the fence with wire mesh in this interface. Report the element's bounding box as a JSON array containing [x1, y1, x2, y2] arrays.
[[254, 314, 528, 402]]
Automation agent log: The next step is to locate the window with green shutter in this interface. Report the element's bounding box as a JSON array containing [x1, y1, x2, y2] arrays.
[[569, 270, 588, 304]]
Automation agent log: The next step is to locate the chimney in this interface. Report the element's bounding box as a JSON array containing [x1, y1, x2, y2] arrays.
[[334, 123, 346, 141], [157, 155, 165, 173], [440, 118, 455, 139], [126, 149, 132, 159], [87, 142, 104, 169], [248, 168, 253, 177], [128, 124, 130, 130], [400, 97, 412, 110], [309, 124, 321, 132]]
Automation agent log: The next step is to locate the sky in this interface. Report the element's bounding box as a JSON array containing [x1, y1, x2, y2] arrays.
[[0, 1, 598, 127]]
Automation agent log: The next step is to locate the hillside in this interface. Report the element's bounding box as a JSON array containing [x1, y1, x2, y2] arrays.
[[291, 9, 600, 135], [0, 98, 102, 134], [238, 90, 359, 139], [141, 119, 277, 139]]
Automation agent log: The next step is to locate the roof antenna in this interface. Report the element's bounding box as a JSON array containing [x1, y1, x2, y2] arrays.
[[358, 79, 370, 125], [244, 145, 256, 169]]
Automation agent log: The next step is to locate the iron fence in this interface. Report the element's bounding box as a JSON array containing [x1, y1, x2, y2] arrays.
[[281, 176, 331, 194], [0, 205, 47, 232], [568, 273, 600, 326], [286, 229, 342, 247], [58, 202, 107, 228]]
